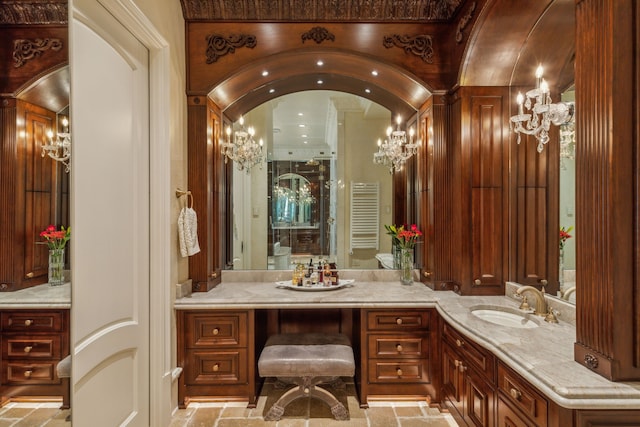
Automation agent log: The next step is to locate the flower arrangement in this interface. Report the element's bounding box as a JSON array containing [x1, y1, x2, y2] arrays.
[[559, 226, 573, 251], [40, 225, 71, 250], [385, 224, 422, 249]]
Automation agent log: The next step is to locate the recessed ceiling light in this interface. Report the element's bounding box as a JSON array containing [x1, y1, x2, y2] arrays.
[[317, 60, 324, 66], [298, 124, 306, 128], [303, 141, 308, 144], [371, 70, 378, 76], [269, 88, 275, 93], [317, 80, 323, 85], [298, 112, 304, 116], [365, 88, 371, 93], [301, 134, 308, 138], [262, 70, 269, 76]]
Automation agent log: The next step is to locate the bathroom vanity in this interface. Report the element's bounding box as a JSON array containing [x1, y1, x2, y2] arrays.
[[0, 283, 71, 408], [175, 271, 640, 426]]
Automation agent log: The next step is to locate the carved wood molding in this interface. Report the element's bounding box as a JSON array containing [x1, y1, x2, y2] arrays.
[[12, 38, 62, 67], [301, 26, 335, 44], [0, 1, 68, 25], [383, 34, 434, 63], [180, 0, 463, 21], [455, 1, 477, 44], [205, 34, 257, 64]]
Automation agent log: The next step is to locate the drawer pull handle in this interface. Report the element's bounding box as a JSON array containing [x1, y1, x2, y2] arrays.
[[458, 363, 467, 373], [396, 318, 403, 325], [26, 272, 34, 278], [474, 279, 481, 285], [396, 344, 403, 352], [456, 339, 464, 347], [24, 346, 33, 353], [24, 319, 33, 326], [213, 363, 219, 372], [24, 370, 33, 378], [454, 360, 461, 367], [210, 272, 218, 279], [396, 368, 403, 376], [509, 387, 522, 401], [212, 328, 219, 335]]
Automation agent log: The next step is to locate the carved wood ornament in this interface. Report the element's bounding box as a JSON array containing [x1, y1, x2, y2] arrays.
[[205, 34, 257, 64], [301, 27, 335, 44], [12, 38, 62, 67], [455, 1, 476, 44], [0, 1, 67, 25], [383, 34, 434, 63]]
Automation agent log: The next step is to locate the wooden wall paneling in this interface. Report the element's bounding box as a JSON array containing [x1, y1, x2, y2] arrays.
[[447, 94, 464, 292], [22, 104, 57, 283], [417, 102, 432, 284], [0, 99, 18, 291], [574, 0, 640, 380], [187, 96, 215, 291], [454, 88, 507, 295]]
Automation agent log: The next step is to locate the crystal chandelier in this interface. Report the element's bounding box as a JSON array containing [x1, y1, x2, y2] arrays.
[[373, 116, 418, 173], [43, 116, 71, 173], [222, 116, 264, 172], [510, 65, 574, 153]]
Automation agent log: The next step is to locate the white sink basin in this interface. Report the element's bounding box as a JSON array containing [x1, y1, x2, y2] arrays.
[[471, 308, 539, 329]]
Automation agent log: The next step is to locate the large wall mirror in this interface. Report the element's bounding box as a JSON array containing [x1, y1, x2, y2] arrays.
[[229, 90, 402, 270], [558, 87, 576, 304]]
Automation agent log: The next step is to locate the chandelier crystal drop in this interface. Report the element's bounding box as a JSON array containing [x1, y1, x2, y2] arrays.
[[373, 116, 418, 174], [222, 115, 264, 172], [42, 116, 71, 173], [510, 65, 574, 153]]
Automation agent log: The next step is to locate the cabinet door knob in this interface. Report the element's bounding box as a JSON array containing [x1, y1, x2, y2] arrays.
[[396, 318, 403, 325], [26, 272, 34, 278], [24, 346, 33, 353], [474, 279, 481, 285], [396, 368, 403, 376], [24, 319, 33, 326], [212, 363, 219, 372], [212, 328, 219, 335], [396, 344, 403, 352], [458, 363, 467, 373], [24, 370, 33, 378], [456, 339, 464, 348], [210, 272, 218, 279], [454, 360, 461, 368], [540, 279, 548, 286], [509, 387, 522, 400], [423, 271, 432, 278]]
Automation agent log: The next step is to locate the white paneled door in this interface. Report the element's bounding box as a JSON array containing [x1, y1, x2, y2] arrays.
[[70, 0, 150, 425]]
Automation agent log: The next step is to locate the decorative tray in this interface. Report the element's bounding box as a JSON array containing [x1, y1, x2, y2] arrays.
[[275, 279, 354, 291]]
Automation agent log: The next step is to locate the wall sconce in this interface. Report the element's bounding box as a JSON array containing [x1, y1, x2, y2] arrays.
[[221, 115, 264, 172], [373, 116, 418, 173], [43, 116, 71, 173], [510, 65, 574, 153]]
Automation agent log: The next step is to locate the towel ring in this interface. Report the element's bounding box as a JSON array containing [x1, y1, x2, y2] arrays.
[[176, 189, 194, 209]]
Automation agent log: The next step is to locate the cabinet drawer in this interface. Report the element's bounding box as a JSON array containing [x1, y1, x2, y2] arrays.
[[4, 362, 59, 384], [186, 312, 248, 348], [368, 335, 427, 358], [1, 311, 63, 332], [498, 364, 547, 427], [442, 322, 495, 380], [4, 335, 62, 358], [368, 359, 430, 383], [185, 350, 248, 385], [366, 310, 430, 331]]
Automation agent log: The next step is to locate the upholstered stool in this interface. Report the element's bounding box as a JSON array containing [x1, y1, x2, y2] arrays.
[[56, 355, 71, 413], [258, 333, 355, 421]]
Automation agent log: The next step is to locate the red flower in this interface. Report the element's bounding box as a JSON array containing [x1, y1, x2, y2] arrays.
[[385, 223, 422, 249], [39, 225, 71, 250]]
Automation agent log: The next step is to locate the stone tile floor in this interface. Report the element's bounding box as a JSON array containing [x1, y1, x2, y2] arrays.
[[0, 383, 458, 427]]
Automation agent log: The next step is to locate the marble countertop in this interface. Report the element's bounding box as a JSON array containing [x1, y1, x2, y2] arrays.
[[174, 270, 640, 411], [0, 282, 71, 309]]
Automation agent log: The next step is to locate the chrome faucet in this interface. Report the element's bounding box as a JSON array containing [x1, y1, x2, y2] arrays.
[[515, 285, 548, 316]]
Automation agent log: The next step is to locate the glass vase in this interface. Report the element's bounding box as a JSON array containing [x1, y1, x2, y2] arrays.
[[399, 247, 414, 285], [48, 248, 65, 286], [558, 248, 565, 290], [392, 242, 401, 269]]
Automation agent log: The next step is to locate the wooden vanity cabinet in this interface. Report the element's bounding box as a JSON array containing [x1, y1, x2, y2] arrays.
[[358, 308, 437, 407], [441, 320, 496, 427], [0, 309, 70, 408], [176, 309, 266, 408]]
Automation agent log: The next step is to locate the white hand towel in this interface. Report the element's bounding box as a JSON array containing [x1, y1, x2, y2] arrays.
[[178, 207, 201, 257]]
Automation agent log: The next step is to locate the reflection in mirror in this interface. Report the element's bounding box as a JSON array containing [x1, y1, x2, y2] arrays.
[[558, 87, 576, 303], [230, 90, 398, 270]]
